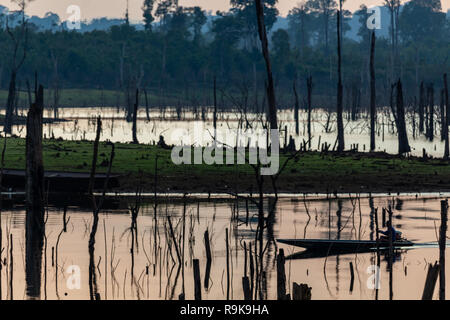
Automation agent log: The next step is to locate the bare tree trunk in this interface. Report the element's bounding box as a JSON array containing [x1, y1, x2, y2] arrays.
[[444, 74, 449, 159], [88, 117, 102, 195], [293, 80, 299, 136], [213, 76, 217, 141], [428, 84, 434, 142], [25, 84, 45, 299], [255, 0, 277, 130], [396, 80, 411, 154], [441, 89, 446, 142], [132, 88, 139, 144], [336, 11, 344, 152], [144, 88, 150, 121], [419, 81, 425, 133], [307, 76, 313, 150], [370, 31, 376, 152], [4, 71, 17, 134]]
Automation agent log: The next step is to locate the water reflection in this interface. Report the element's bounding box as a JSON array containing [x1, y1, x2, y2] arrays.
[[0, 194, 449, 300]]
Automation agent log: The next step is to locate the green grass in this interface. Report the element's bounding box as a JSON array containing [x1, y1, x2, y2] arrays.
[[2, 137, 449, 178]]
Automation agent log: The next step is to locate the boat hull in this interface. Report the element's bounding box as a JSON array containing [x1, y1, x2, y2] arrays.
[[277, 239, 414, 251]]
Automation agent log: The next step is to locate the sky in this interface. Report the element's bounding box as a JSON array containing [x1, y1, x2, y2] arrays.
[[0, 0, 449, 21]]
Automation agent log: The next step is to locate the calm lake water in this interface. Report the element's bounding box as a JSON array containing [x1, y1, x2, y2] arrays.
[[0, 194, 448, 300], [5, 107, 446, 157]]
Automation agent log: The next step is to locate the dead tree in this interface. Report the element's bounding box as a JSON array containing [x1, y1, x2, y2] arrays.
[[336, 10, 345, 152], [395, 80, 411, 154], [213, 76, 218, 141], [306, 76, 313, 150], [444, 74, 449, 159], [370, 31, 376, 152], [4, 2, 30, 133], [25, 84, 45, 299], [255, 0, 277, 130], [441, 89, 446, 142], [293, 79, 300, 136], [419, 81, 425, 133], [132, 88, 139, 144], [143, 88, 150, 121], [427, 84, 434, 142]]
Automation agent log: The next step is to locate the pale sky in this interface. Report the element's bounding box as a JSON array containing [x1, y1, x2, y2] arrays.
[[0, 0, 449, 21]]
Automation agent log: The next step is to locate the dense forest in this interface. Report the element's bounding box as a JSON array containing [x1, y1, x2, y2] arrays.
[[0, 0, 449, 109]]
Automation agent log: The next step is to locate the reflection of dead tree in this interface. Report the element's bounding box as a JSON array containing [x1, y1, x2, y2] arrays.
[[25, 83, 45, 299], [88, 117, 115, 300]]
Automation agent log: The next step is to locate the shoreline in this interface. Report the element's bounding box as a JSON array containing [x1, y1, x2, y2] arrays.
[[2, 138, 450, 195]]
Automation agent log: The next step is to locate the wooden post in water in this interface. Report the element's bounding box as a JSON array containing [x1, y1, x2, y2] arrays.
[[349, 262, 355, 292], [204, 229, 212, 289], [440, 200, 448, 300], [422, 262, 440, 300], [249, 242, 254, 299], [226, 228, 230, 300], [193, 259, 202, 300], [292, 282, 311, 300], [277, 249, 287, 300]]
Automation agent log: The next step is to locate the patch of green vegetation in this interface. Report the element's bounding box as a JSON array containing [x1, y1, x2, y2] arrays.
[[2, 138, 450, 180]]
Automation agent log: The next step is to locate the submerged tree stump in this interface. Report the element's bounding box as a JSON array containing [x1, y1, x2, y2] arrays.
[[292, 282, 312, 300], [422, 262, 440, 300]]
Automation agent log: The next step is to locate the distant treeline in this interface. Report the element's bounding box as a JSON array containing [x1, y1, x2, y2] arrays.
[[0, 0, 449, 109]]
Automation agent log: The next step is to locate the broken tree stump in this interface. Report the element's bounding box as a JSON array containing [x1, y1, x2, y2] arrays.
[[292, 282, 312, 300]]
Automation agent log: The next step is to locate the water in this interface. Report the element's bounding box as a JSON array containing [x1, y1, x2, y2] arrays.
[[0, 194, 448, 300], [5, 107, 445, 157]]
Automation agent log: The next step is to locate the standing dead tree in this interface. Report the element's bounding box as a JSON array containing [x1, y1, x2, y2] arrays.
[[336, 10, 344, 152], [369, 31, 376, 152], [25, 83, 45, 299], [395, 80, 411, 154], [4, 0, 32, 134], [293, 79, 300, 136], [427, 84, 435, 142], [444, 74, 449, 159], [306, 76, 313, 150], [132, 89, 139, 144], [419, 81, 425, 133], [255, 0, 277, 130]]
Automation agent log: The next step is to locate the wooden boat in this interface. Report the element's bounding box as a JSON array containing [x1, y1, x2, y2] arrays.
[[1, 169, 121, 192], [277, 239, 414, 251]]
